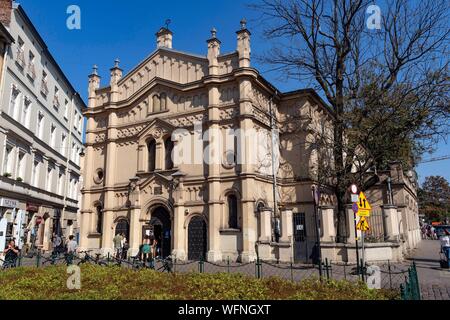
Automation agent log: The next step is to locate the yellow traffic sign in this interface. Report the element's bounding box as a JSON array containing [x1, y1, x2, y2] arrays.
[[357, 192, 371, 217], [356, 216, 370, 231]]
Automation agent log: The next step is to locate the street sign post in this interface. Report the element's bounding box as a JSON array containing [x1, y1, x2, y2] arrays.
[[355, 192, 372, 276], [357, 192, 372, 217]]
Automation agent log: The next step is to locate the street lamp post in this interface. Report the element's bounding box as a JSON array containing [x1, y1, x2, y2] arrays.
[[312, 185, 323, 278]]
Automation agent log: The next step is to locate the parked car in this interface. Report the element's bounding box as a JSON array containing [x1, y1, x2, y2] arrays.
[[434, 225, 450, 238]]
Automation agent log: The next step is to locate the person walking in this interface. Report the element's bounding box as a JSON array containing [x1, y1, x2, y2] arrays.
[[113, 233, 123, 259], [440, 229, 450, 268], [65, 235, 78, 265], [141, 236, 151, 268]]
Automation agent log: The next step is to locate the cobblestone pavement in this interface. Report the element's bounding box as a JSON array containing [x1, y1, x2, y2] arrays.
[[406, 240, 450, 300]]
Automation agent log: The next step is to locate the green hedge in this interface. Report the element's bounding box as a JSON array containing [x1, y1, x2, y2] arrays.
[[0, 265, 398, 300]]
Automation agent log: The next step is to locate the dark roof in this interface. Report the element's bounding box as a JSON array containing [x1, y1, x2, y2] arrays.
[[0, 22, 14, 43], [15, 5, 87, 110]]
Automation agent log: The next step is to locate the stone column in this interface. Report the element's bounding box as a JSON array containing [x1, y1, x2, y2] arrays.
[[319, 206, 336, 242], [172, 204, 186, 260], [78, 210, 90, 250], [172, 181, 186, 260], [280, 208, 293, 242], [129, 206, 141, 256], [205, 30, 222, 262], [259, 208, 272, 242], [382, 204, 400, 242], [346, 204, 361, 244], [238, 75, 257, 263], [257, 207, 273, 260]]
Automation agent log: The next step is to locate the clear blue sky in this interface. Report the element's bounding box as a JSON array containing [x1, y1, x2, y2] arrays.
[[16, 0, 450, 185]]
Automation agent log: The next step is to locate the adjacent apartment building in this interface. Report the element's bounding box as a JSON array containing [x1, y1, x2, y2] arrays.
[[0, 1, 86, 253]]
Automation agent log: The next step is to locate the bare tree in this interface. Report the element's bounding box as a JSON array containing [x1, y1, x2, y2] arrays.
[[251, 0, 450, 241]]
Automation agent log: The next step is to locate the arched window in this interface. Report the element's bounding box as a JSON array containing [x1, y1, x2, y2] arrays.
[[153, 95, 160, 113], [160, 93, 167, 111], [165, 136, 174, 170], [96, 205, 103, 234], [227, 195, 238, 229], [147, 139, 156, 172]]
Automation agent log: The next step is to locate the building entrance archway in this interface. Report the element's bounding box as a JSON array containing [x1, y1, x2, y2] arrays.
[[142, 206, 172, 258]]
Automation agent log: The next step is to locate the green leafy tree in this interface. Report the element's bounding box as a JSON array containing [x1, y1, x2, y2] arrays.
[[252, 0, 450, 241], [418, 176, 450, 222]]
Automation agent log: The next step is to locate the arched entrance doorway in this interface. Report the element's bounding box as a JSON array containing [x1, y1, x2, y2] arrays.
[[115, 219, 130, 240], [142, 206, 172, 258], [188, 216, 207, 261]]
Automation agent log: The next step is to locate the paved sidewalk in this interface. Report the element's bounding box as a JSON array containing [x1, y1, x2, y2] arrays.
[[406, 240, 450, 300]]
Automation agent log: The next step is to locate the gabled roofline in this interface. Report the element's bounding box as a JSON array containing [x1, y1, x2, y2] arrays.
[[15, 4, 87, 110], [116, 47, 208, 88]]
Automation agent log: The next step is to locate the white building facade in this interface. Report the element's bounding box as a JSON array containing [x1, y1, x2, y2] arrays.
[[0, 2, 85, 253]]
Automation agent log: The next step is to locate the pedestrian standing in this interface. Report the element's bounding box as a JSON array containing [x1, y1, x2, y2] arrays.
[[2, 240, 20, 268], [113, 233, 123, 259], [121, 238, 129, 260], [66, 235, 78, 265], [142, 236, 151, 268]]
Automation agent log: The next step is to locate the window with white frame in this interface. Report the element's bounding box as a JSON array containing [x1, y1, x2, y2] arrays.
[[21, 97, 31, 128], [50, 124, 56, 148], [78, 115, 82, 133], [64, 99, 69, 120], [41, 70, 49, 96], [9, 86, 20, 120], [58, 170, 64, 195], [3, 144, 13, 175], [61, 133, 67, 157], [69, 177, 74, 199], [53, 86, 60, 109], [16, 151, 25, 180], [28, 51, 36, 80], [36, 112, 44, 140], [76, 147, 80, 165], [72, 143, 77, 162], [73, 111, 78, 130], [46, 166, 53, 192], [16, 37, 25, 68], [32, 160, 40, 187]]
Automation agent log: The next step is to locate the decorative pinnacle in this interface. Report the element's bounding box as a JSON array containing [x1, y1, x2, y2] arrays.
[[114, 58, 120, 68], [240, 18, 247, 30], [165, 19, 171, 29], [211, 27, 217, 38], [92, 65, 98, 75]]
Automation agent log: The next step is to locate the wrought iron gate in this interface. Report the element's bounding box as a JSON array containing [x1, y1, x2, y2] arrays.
[[188, 216, 207, 261], [293, 212, 317, 263]]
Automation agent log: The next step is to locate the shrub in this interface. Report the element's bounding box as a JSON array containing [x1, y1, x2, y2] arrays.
[[0, 265, 399, 300]]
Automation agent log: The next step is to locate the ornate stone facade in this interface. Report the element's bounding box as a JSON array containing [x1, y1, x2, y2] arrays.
[[80, 21, 420, 263]]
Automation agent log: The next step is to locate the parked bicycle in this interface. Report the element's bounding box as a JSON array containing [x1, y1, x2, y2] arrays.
[[77, 250, 107, 266], [0, 257, 18, 270]]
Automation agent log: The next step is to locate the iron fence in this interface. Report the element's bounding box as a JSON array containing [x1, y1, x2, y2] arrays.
[[365, 209, 386, 243], [3, 251, 418, 299], [400, 262, 421, 300]]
